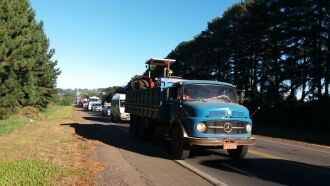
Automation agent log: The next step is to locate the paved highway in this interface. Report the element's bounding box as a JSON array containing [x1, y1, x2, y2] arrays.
[[82, 110, 330, 186]]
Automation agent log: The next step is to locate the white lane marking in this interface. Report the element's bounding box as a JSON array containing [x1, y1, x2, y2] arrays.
[[176, 160, 228, 186], [256, 137, 330, 154], [112, 122, 226, 186]]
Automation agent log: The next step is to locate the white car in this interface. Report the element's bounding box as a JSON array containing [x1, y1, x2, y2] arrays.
[[92, 103, 102, 112]]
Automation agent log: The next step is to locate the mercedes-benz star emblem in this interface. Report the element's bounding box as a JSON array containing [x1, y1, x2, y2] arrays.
[[224, 122, 232, 133]]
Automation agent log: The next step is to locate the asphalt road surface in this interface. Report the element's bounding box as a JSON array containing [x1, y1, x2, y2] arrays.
[[79, 110, 330, 186]]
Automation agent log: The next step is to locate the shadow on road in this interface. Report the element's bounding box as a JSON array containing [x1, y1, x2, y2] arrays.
[[82, 116, 112, 123], [189, 149, 231, 159], [68, 115, 248, 160], [201, 157, 330, 185], [61, 122, 172, 160]]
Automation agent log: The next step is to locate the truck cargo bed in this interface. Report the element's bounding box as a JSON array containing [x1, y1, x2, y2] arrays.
[[126, 88, 161, 119]]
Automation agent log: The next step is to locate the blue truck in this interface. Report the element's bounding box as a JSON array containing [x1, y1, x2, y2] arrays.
[[126, 58, 255, 160]]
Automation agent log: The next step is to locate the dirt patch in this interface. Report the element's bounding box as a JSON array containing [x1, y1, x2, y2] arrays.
[[19, 106, 40, 117]]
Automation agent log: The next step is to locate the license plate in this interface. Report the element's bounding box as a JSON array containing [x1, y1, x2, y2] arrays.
[[223, 141, 237, 149]]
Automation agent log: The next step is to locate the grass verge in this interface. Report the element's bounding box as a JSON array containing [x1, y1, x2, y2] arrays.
[[0, 159, 67, 186], [0, 106, 98, 185], [0, 117, 28, 136]]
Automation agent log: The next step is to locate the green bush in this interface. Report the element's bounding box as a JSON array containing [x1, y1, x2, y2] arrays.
[[0, 108, 12, 120]]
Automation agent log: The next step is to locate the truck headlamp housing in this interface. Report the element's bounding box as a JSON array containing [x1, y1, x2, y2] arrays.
[[196, 123, 206, 133], [245, 124, 252, 133]]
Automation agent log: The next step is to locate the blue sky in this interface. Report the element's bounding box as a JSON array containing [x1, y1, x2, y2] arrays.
[[30, 0, 241, 89]]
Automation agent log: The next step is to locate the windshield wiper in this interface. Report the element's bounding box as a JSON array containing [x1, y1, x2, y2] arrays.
[[203, 96, 231, 103]]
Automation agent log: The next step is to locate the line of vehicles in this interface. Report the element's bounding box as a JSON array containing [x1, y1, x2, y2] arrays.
[[78, 94, 130, 122]]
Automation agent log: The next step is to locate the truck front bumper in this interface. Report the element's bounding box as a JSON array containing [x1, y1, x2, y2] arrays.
[[184, 137, 256, 146]]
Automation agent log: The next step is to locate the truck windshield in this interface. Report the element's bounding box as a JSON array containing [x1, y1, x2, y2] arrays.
[[120, 100, 126, 107], [183, 84, 237, 103]]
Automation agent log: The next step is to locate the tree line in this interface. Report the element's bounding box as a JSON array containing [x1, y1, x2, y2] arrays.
[[150, 0, 329, 107], [123, 0, 329, 142], [0, 0, 59, 118]]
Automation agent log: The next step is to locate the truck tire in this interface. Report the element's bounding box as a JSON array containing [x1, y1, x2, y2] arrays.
[[110, 113, 114, 121], [152, 125, 163, 142], [129, 115, 134, 133], [137, 117, 147, 139], [111, 113, 118, 122], [227, 146, 248, 159], [171, 125, 190, 160], [116, 115, 121, 123], [130, 115, 138, 136]]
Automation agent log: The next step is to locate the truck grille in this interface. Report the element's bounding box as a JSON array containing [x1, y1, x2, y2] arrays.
[[204, 120, 248, 134]]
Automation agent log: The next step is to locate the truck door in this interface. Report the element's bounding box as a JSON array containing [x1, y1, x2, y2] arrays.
[[161, 86, 176, 121], [167, 86, 182, 122]]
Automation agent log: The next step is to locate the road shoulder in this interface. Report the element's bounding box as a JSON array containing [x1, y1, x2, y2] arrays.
[[76, 110, 212, 186], [254, 134, 330, 153]]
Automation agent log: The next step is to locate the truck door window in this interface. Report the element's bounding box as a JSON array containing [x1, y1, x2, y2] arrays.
[[177, 87, 183, 100], [169, 86, 179, 101]]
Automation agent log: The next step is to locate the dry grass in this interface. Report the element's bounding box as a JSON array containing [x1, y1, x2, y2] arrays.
[[0, 106, 103, 185]]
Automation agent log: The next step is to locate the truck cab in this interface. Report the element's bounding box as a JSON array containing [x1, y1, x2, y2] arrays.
[[163, 80, 255, 159], [87, 96, 101, 111]]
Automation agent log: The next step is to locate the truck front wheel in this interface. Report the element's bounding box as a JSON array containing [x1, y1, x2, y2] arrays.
[[171, 125, 190, 160], [227, 146, 248, 159]]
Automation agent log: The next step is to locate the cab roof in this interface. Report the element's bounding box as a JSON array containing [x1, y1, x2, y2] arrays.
[[145, 58, 176, 66]]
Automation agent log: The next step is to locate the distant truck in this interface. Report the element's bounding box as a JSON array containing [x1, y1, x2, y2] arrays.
[[126, 58, 255, 160], [87, 96, 101, 111], [111, 93, 130, 122], [81, 98, 88, 108]]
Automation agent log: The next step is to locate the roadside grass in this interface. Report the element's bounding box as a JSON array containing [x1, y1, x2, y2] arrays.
[[0, 159, 67, 186], [42, 105, 65, 119], [254, 125, 330, 146], [0, 106, 98, 185], [0, 117, 28, 136]]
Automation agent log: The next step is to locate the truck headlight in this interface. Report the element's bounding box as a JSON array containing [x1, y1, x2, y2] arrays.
[[196, 123, 206, 133], [245, 124, 252, 133]]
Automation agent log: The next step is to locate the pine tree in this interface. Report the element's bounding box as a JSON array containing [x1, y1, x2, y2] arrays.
[[0, 0, 59, 117]]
